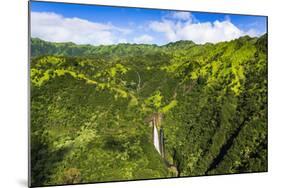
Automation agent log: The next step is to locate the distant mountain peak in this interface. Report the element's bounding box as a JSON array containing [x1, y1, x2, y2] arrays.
[[164, 40, 196, 47]]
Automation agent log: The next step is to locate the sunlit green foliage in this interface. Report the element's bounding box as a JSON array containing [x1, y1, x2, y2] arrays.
[[30, 35, 267, 186]]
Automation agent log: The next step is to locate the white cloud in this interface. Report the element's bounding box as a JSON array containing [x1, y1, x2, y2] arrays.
[[133, 34, 154, 44], [245, 28, 260, 37], [170, 12, 193, 22], [149, 14, 261, 44], [31, 12, 131, 45], [31, 11, 262, 45], [117, 38, 128, 43], [149, 20, 178, 41]]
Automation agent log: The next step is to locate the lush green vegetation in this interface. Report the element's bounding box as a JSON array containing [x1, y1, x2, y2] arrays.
[[30, 35, 267, 186]]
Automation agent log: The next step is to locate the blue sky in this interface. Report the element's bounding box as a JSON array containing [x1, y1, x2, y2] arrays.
[[30, 1, 267, 45]]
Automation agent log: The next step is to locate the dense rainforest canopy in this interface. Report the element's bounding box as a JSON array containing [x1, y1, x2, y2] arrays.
[[30, 35, 267, 186]]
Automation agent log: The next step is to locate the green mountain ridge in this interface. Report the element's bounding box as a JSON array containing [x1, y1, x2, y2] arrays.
[[30, 34, 267, 186], [31, 35, 263, 58]]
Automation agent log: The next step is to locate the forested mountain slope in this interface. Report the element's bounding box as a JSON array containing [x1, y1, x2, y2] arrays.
[[30, 35, 267, 186]]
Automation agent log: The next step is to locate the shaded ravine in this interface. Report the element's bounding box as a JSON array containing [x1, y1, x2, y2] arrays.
[[205, 112, 254, 174]]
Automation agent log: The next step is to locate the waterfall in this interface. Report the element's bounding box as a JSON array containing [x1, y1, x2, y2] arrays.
[[153, 124, 161, 154]]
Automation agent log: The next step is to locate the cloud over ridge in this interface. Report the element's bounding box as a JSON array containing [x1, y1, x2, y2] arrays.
[[133, 34, 154, 44], [31, 11, 131, 45], [31, 11, 263, 45], [149, 11, 261, 44]]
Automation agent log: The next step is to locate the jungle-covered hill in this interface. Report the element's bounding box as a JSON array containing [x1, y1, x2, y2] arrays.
[[30, 35, 267, 186]]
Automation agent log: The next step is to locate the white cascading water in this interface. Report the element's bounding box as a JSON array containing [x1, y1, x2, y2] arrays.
[[153, 124, 161, 154]]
